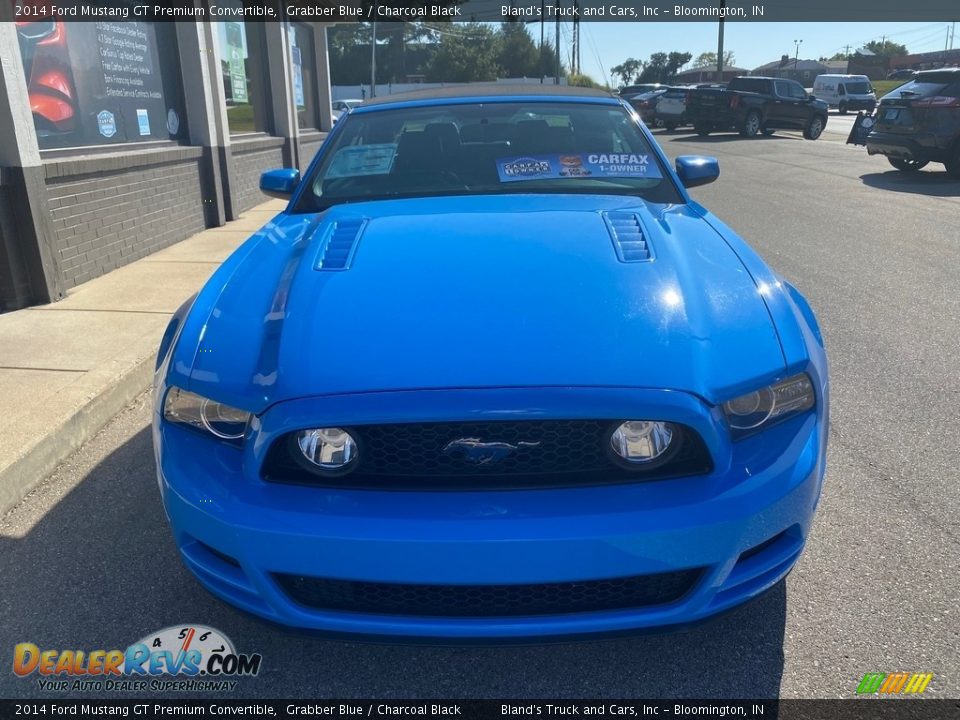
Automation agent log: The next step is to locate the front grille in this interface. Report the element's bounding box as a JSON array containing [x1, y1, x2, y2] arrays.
[[261, 419, 713, 490], [274, 569, 704, 617]]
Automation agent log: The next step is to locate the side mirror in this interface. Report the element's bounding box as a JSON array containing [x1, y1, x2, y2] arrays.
[[676, 156, 719, 189], [260, 168, 300, 199]]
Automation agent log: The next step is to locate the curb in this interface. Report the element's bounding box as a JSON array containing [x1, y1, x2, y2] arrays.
[[0, 354, 155, 517]]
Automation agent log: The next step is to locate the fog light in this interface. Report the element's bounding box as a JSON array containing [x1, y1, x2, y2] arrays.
[[610, 421, 675, 464], [295, 428, 358, 474]]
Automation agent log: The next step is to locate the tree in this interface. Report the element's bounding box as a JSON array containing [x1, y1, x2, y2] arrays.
[[863, 40, 908, 59], [691, 51, 735, 69], [536, 40, 567, 80], [424, 24, 501, 82], [638, 51, 692, 83], [567, 73, 600, 88], [611, 58, 644, 86], [497, 23, 539, 78], [830, 51, 852, 61]]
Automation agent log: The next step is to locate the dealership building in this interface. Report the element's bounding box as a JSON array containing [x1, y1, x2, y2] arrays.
[[0, 14, 337, 312]]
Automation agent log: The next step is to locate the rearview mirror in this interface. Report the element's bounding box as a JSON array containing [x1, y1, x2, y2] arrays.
[[675, 156, 719, 188], [260, 168, 300, 199]]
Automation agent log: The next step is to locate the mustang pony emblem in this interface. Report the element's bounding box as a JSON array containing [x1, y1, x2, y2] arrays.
[[442, 438, 541, 465]]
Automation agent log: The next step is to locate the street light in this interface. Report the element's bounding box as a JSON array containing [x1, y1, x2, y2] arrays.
[[793, 39, 803, 75]]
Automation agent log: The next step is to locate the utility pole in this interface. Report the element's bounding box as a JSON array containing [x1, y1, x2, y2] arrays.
[[717, 0, 725, 77], [540, 0, 545, 83], [573, 1, 580, 75], [794, 38, 803, 74], [370, 20, 377, 98], [555, 2, 560, 84]]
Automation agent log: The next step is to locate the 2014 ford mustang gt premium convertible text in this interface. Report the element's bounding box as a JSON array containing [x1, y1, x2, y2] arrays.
[[153, 85, 828, 639]]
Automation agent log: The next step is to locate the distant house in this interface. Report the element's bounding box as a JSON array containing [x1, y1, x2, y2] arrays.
[[673, 66, 749, 84], [888, 48, 960, 73], [750, 58, 829, 84], [823, 60, 849, 74]]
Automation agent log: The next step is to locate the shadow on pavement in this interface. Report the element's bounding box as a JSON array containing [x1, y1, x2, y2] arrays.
[[0, 425, 787, 699], [860, 170, 960, 197]]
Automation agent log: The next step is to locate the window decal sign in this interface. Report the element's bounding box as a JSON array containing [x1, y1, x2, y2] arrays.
[[496, 153, 662, 182], [97, 110, 117, 138], [326, 144, 397, 178]]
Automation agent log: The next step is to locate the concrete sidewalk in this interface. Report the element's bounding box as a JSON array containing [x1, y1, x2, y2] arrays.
[[0, 198, 286, 515]]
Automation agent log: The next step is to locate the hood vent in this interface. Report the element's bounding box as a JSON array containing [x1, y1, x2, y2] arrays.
[[315, 218, 367, 271], [603, 211, 652, 263]]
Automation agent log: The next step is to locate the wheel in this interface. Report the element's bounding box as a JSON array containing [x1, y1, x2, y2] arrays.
[[695, 124, 712, 137], [888, 157, 929, 172], [944, 143, 960, 179], [838, 102, 848, 115], [653, 118, 664, 128], [665, 121, 678, 131], [740, 111, 761, 137], [803, 115, 825, 140]]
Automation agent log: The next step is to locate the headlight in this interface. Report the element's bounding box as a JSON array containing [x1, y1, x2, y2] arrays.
[[723, 373, 815, 436], [163, 387, 250, 442], [293, 428, 359, 476], [609, 421, 676, 465]]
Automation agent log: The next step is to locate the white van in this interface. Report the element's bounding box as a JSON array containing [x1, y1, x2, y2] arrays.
[[812, 75, 877, 114]]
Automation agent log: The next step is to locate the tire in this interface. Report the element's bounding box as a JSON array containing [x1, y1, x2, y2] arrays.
[[695, 125, 712, 137], [888, 157, 929, 172], [838, 102, 848, 115], [740, 111, 762, 137], [944, 143, 960, 179], [803, 115, 825, 140], [665, 121, 678, 131]]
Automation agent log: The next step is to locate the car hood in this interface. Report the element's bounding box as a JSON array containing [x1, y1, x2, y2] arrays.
[[180, 195, 785, 409]]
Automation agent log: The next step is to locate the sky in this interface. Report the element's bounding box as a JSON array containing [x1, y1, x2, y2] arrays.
[[556, 22, 958, 84]]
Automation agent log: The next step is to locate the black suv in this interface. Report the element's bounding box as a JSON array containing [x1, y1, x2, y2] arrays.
[[861, 68, 960, 177]]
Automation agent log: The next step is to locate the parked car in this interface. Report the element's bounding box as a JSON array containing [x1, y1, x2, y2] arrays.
[[628, 88, 670, 126], [887, 69, 917, 81], [686, 76, 829, 139], [154, 84, 828, 639], [332, 98, 363, 124], [333, 99, 363, 113], [850, 67, 960, 176], [811, 74, 876, 114], [653, 86, 694, 130], [619, 83, 669, 100]]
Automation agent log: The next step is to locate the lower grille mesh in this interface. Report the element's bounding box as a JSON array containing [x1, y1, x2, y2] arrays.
[[273, 569, 704, 617]]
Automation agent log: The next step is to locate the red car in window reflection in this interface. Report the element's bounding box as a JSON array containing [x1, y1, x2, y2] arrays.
[[15, 16, 78, 134]]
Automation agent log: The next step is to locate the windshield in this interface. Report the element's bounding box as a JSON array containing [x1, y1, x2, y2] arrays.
[[844, 82, 872, 94], [294, 101, 680, 212]]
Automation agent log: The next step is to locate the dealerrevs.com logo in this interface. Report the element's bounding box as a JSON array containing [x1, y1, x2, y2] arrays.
[[13, 625, 262, 692], [856, 672, 934, 695]]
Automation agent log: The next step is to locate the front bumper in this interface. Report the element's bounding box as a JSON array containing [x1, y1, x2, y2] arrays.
[[154, 386, 827, 639]]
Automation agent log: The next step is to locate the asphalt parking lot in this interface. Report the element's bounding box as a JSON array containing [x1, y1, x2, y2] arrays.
[[1, 125, 958, 700]]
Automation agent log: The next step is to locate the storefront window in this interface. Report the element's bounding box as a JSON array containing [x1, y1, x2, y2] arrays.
[[288, 23, 318, 131], [214, 6, 271, 134], [14, 20, 187, 150]]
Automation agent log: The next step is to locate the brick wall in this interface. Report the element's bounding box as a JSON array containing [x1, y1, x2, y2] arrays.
[[0, 181, 32, 311], [44, 147, 207, 289], [231, 137, 286, 214], [299, 131, 327, 172]]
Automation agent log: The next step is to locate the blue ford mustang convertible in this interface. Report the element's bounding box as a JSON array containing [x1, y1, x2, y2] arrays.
[[153, 86, 828, 639]]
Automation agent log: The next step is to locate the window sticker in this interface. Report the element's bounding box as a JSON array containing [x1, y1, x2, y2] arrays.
[[326, 144, 397, 178], [496, 153, 662, 182]]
